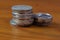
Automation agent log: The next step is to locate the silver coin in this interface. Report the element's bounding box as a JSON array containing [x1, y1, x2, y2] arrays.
[[12, 5, 32, 10], [12, 19, 33, 26], [12, 12, 33, 19], [12, 5, 32, 14], [34, 12, 53, 25], [12, 10, 32, 14]]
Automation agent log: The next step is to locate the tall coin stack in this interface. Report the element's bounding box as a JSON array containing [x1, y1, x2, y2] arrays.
[[10, 5, 34, 26]]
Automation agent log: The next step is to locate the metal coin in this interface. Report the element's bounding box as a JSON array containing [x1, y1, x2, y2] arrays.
[[12, 12, 33, 19], [12, 5, 32, 14], [12, 19, 34, 26], [34, 12, 53, 25]]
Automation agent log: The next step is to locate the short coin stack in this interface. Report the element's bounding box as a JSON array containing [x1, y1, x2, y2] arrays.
[[34, 12, 52, 26], [10, 5, 34, 26]]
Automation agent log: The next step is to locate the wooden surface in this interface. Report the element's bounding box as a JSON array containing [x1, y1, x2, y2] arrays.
[[0, 0, 60, 40]]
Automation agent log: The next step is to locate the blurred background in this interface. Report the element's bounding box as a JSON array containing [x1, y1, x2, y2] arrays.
[[0, 0, 60, 16]]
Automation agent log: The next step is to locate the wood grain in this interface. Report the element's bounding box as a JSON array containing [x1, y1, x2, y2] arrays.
[[0, 0, 60, 40]]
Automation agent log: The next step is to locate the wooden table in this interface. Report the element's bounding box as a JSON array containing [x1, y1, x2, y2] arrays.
[[0, 0, 60, 40]]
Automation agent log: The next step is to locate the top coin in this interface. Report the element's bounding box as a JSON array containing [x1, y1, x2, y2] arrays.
[[12, 5, 32, 10]]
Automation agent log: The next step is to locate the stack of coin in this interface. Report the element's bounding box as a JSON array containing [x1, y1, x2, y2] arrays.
[[34, 12, 53, 26], [10, 5, 34, 26]]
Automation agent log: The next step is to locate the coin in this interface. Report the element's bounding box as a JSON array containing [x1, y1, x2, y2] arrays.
[[34, 12, 53, 25]]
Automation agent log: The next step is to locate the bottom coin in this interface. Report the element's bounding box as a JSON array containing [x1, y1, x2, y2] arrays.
[[10, 19, 33, 27]]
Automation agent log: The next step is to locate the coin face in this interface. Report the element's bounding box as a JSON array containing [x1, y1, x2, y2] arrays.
[[12, 5, 32, 14], [12, 5, 32, 11]]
